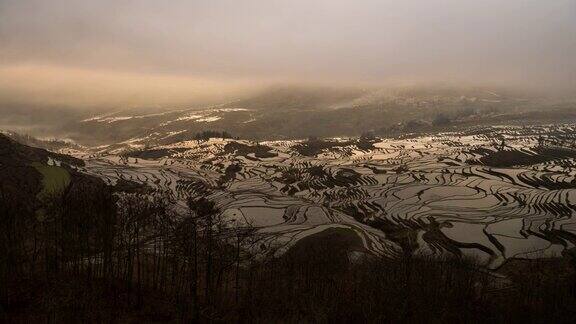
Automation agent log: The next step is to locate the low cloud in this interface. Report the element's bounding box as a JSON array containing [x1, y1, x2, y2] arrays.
[[1, 0, 575, 108]]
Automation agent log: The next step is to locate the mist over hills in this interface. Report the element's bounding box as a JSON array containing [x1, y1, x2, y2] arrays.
[[0, 86, 576, 146], [1, 85, 574, 147]]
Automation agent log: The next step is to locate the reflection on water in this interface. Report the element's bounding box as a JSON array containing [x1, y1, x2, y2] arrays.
[[76, 125, 576, 268]]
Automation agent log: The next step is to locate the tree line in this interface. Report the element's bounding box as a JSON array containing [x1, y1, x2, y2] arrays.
[[2, 179, 576, 322], [1, 180, 259, 322]]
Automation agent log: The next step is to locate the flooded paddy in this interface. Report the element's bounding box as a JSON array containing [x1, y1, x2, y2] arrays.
[[74, 125, 576, 268]]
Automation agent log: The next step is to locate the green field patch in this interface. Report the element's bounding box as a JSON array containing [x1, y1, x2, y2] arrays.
[[31, 162, 71, 198]]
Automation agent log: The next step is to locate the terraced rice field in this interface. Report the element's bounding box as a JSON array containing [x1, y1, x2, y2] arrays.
[[72, 124, 576, 268]]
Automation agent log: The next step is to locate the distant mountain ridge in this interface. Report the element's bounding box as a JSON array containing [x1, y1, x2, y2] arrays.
[[2, 86, 575, 147]]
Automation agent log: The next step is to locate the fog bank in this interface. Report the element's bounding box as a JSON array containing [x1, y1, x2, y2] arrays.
[[1, 0, 575, 108]]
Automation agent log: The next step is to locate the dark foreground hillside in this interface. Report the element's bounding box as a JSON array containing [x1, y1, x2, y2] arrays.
[[2, 136, 576, 323]]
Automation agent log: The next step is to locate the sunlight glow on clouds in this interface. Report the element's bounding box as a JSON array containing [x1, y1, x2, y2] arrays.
[[0, 0, 574, 107]]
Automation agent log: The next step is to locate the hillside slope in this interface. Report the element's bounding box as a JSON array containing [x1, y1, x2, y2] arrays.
[[64, 86, 576, 146]]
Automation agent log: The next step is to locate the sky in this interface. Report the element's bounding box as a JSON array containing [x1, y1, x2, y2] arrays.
[[1, 0, 575, 108]]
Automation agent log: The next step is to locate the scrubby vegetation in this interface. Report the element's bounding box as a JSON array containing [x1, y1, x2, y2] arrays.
[[476, 147, 576, 168], [194, 130, 234, 142], [294, 135, 378, 156], [222, 142, 277, 158]]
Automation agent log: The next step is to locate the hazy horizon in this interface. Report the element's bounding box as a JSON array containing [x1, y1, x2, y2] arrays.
[[1, 0, 575, 109]]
